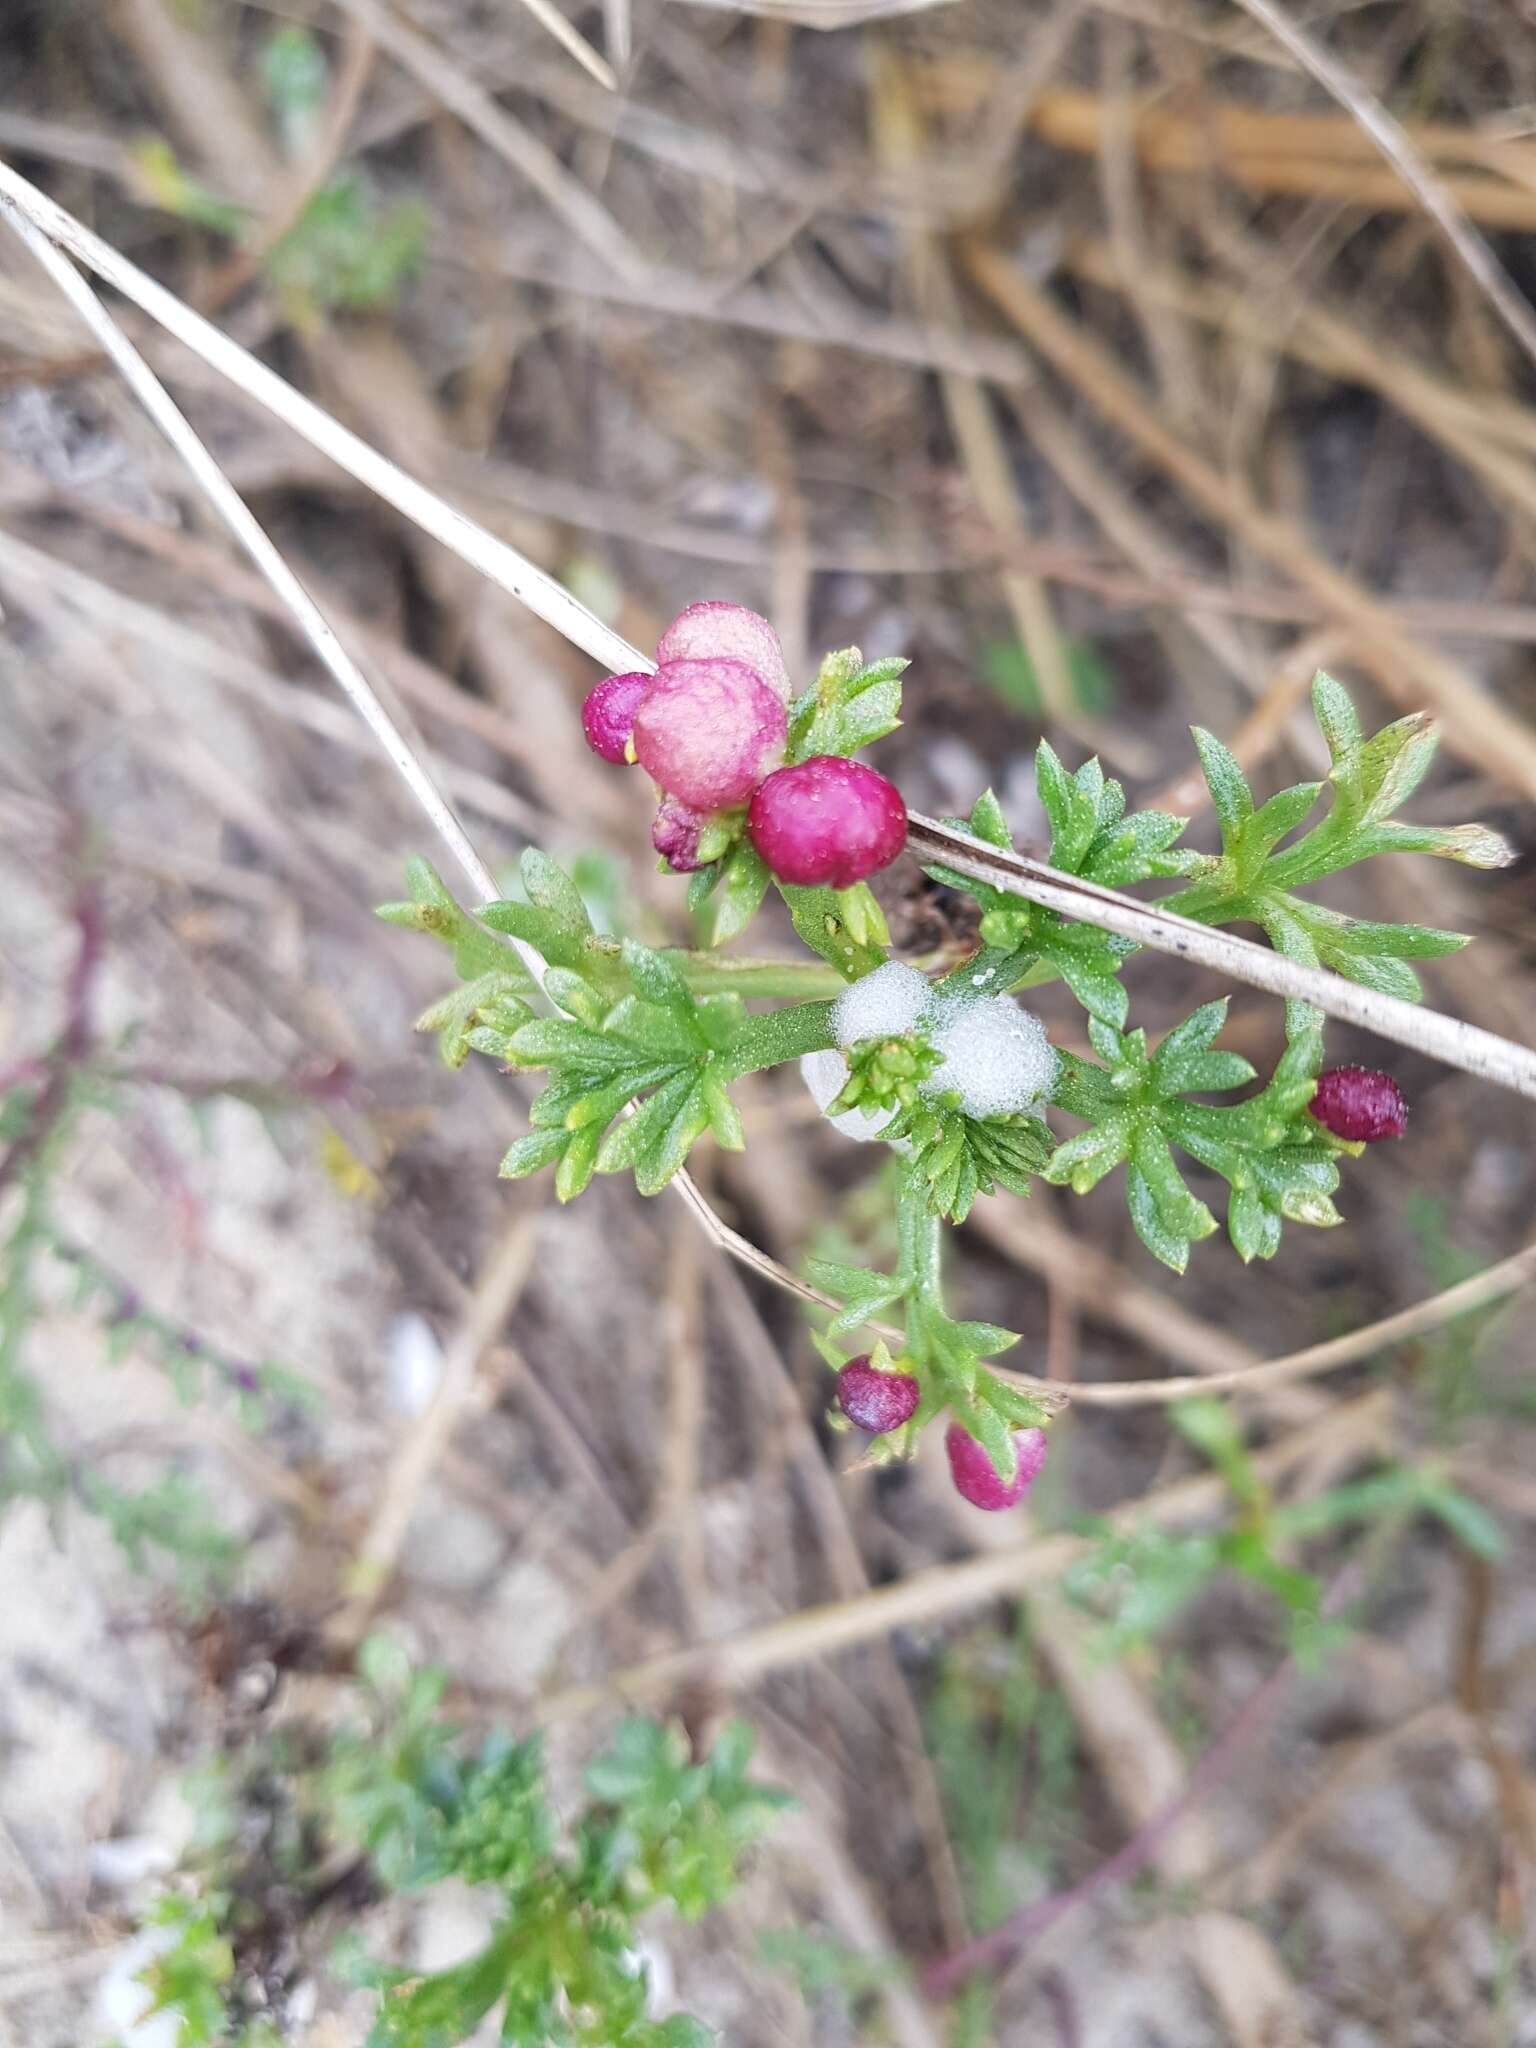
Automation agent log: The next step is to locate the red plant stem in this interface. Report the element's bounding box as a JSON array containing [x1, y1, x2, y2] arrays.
[[922, 1564, 1363, 2000], [920, 1654, 1295, 1999], [61, 874, 105, 1059]]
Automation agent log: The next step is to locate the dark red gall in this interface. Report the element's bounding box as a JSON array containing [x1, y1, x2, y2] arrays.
[[651, 795, 711, 872], [836, 1356, 921, 1434], [1309, 1066, 1409, 1142], [581, 671, 652, 764]]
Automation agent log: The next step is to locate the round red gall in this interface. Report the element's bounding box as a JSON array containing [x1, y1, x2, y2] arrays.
[[945, 1422, 1048, 1511], [836, 1357, 921, 1435], [581, 671, 652, 764], [747, 756, 908, 888], [651, 794, 711, 873], [656, 601, 791, 703], [631, 657, 787, 811], [1309, 1066, 1409, 1142]]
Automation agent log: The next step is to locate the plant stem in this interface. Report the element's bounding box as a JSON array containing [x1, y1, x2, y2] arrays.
[[670, 952, 847, 1002], [725, 1001, 836, 1079], [897, 1166, 945, 1307]]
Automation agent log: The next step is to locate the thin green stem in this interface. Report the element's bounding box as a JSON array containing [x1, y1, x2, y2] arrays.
[[724, 1001, 836, 1079], [668, 952, 846, 1002], [896, 1163, 945, 1307]]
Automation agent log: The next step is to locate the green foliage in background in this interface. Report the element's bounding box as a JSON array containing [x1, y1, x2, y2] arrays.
[[131, 25, 428, 323], [1065, 1396, 1502, 1664], [119, 1639, 787, 2048]]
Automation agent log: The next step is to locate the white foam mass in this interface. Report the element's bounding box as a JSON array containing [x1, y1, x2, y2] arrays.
[[922, 997, 1058, 1119], [800, 1047, 897, 1142], [832, 960, 933, 1048]]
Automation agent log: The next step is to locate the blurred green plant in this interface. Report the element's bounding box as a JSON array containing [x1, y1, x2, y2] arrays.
[[1065, 1395, 1502, 1664], [119, 1637, 788, 2048], [0, 879, 311, 1590], [1402, 1192, 1527, 1437], [266, 175, 429, 321], [129, 25, 428, 325], [260, 24, 330, 156], [924, 1613, 1080, 2048], [979, 636, 1118, 720]]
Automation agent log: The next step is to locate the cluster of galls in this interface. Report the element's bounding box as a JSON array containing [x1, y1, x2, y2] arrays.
[[582, 602, 909, 887], [834, 1355, 1048, 1511]]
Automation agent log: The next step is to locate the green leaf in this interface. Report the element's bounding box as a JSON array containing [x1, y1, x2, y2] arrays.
[[967, 787, 1012, 850], [980, 635, 1118, 718], [554, 1120, 605, 1202], [268, 174, 428, 314], [708, 841, 771, 945], [778, 884, 888, 981], [1169, 678, 1509, 1038], [979, 1370, 1054, 1431], [788, 647, 908, 762], [1171, 1396, 1260, 1505], [922, 771, 1182, 1031], [1036, 740, 1096, 872], [1190, 726, 1253, 843], [1126, 1163, 1194, 1272], [1042, 1116, 1131, 1194], [414, 972, 532, 1068], [499, 1129, 568, 1181], [620, 939, 695, 1018], [1048, 1009, 1341, 1268], [130, 138, 245, 237], [1148, 1000, 1230, 1090], [882, 1099, 1051, 1223], [1418, 1477, 1503, 1561], [805, 1257, 907, 1338], [260, 25, 329, 152], [377, 858, 537, 991], [1310, 670, 1362, 760], [522, 848, 593, 937], [1243, 781, 1322, 864]]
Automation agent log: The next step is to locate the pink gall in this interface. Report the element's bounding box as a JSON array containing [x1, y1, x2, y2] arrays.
[[581, 671, 652, 765], [747, 756, 908, 889], [945, 1422, 1048, 1511], [631, 657, 787, 811], [656, 601, 790, 703], [651, 795, 712, 873]]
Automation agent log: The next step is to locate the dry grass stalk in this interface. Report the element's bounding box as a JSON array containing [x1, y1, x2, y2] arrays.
[[1226, 0, 1536, 370], [964, 240, 1536, 805], [906, 815, 1536, 1100], [915, 78, 1536, 229], [538, 1391, 1392, 1711], [333, 1213, 539, 1643], [324, 0, 632, 264]]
